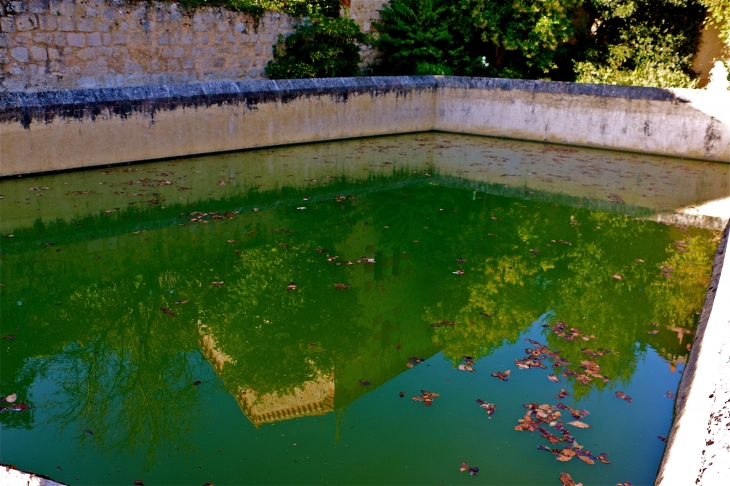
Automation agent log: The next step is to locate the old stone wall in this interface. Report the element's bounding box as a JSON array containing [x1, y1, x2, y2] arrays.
[[0, 0, 385, 92], [0, 0, 297, 92]]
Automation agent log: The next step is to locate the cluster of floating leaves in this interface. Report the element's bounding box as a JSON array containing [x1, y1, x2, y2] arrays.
[[412, 390, 440, 406], [406, 356, 425, 369], [545, 322, 595, 342], [476, 398, 496, 418], [458, 356, 475, 372], [0, 393, 31, 413], [431, 320, 455, 328], [187, 211, 239, 223], [459, 461, 479, 476]]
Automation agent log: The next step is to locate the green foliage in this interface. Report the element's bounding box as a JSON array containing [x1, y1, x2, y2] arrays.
[[700, 0, 730, 46], [574, 0, 706, 88], [373, 0, 708, 88], [372, 0, 457, 75], [266, 16, 371, 79], [455, 0, 580, 76], [177, 0, 341, 19]]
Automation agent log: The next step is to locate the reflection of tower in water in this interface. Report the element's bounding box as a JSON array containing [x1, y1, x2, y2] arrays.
[[199, 326, 335, 427]]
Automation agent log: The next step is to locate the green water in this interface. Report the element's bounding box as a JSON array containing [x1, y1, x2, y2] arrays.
[[0, 134, 724, 485]]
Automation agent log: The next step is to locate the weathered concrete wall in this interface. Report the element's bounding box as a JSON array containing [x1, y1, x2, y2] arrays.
[[436, 77, 730, 163], [2, 76, 729, 177], [0, 0, 296, 92], [0, 76, 437, 175], [656, 222, 730, 486]]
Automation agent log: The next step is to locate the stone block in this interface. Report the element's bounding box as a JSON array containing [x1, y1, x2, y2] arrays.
[[181, 34, 192, 45], [10, 1, 28, 13], [183, 57, 194, 69], [227, 33, 236, 43], [217, 22, 228, 32], [193, 22, 206, 32], [54, 32, 66, 46], [88, 32, 102, 46], [1, 17, 17, 32], [47, 47, 59, 60], [29, 0, 49, 14], [0, 34, 9, 47], [167, 58, 180, 70], [160, 46, 172, 58], [157, 35, 168, 45], [67, 32, 85, 47], [76, 47, 94, 61], [78, 75, 96, 88], [173, 46, 184, 58], [95, 20, 111, 33], [214, 33, 223, 45], [234, 22, 245, 33], [30, 45, 46, 60], [101, 7, 116, 22], [132, 7, 146, 21], [77, 18, 95, 32], [213, 57, 225, 68], [10, 46, 29, 62], [111, 32, 126, 45], [62, 46, 72, 56], [16, 13, 39, 31], [85, 5, 97, 17], [38, 14, 57, 31], [170, 10, 182, 22], [124, 59, 143, 74], [102, 33, 111, 45], [33, 32, 53, 45], [57, 17, 75, 31]]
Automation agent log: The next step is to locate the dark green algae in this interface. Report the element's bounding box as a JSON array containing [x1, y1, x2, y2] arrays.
[[0, 133, 721, 485]]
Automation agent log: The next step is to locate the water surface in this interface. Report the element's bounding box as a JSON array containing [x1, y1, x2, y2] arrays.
[[0, 134, 724, 485]]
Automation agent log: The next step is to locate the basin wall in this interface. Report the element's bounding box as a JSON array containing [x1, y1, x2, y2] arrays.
[[1, 76, 729, 177]]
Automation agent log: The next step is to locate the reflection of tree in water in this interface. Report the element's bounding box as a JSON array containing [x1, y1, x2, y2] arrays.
[[425, 204, 718, 400], [20, 275, 205, 471]]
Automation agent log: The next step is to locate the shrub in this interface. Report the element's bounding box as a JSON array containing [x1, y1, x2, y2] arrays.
[[573, 0, 706, 88], [266, 16, 371, 79]]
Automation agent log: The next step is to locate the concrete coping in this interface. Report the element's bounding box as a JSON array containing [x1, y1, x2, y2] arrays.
[[0, 76, 691, 117]]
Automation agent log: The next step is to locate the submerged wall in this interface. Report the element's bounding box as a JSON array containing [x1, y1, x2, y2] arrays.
[[1, 76, 729, 177]]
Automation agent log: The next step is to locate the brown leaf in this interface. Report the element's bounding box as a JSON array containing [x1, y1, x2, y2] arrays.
[[568, 421, 592, 429]]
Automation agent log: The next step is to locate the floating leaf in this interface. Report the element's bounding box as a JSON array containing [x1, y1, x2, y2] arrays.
[[456, 259, 467, 264], [84, 429, 94, 435], [559, 472, 582, 486], [193, 381, 202, 386], [556, 389, 570, 399], [476, 399, 496, 417], [491, 370, 511, 381], [613, 274, 624, 280], [174, 300, 190, 305], [648, 330, 658, 335], [658, 435, 667, 442], [358, 380, 370, 386], [133, 481, 144, 486], [479, 312, 492, 318], [334, 283, 351, 290], [548, 374, 560, 383], [211, 281, 224, 286], [286, 282, 298, 291], [3, 393, 17, 403], [453, 269, 465, 275], [568, 421, 591, 429], [615, 391, 633, 403], [399, 392, 405, 398], [2, 335, 15, 341]]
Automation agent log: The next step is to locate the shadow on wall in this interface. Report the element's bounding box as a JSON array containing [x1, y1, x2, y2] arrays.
[[692, 19, 730, 88]]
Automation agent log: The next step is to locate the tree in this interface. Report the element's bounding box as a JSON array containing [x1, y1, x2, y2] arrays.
[[454, 0, 580, 77], [266, 16, 371, 79]]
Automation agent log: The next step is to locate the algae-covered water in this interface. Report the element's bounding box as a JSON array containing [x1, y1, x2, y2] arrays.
[[0, 134, 725, 485]]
